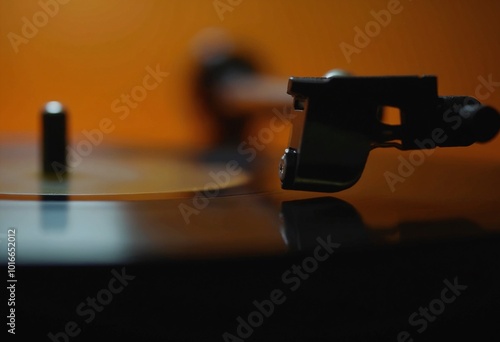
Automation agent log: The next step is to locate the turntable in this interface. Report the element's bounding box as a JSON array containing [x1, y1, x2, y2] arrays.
[[2, 2, 500, 341]]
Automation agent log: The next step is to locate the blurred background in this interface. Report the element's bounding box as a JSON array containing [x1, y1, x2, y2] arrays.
[[0, 0, 499, 157]]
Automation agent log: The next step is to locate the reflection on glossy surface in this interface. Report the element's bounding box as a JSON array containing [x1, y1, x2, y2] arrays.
[[1, 188, 497, 266], [280, 197, 367, 250], [40, 201, 68, 232], [280, 197, 486, 251], [1, 134, 500, 265], [0, 200, 144, 264]]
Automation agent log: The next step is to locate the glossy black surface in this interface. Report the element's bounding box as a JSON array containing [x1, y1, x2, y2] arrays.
[[2, 143, 500, 341]]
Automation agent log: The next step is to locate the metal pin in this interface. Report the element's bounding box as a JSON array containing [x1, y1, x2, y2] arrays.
[[42, 101, 67, 178]]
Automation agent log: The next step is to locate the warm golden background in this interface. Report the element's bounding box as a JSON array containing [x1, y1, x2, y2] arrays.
[[1, 0, 499, 155]]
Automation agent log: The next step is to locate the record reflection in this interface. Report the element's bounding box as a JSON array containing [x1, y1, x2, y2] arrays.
[[280, 197, 484, 252]]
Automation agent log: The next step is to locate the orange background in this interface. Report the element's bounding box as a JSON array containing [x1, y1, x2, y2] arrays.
[[1, 0, 499, 154]]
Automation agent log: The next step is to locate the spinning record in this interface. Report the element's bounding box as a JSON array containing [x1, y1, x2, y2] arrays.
[[0, 137, 250, 199]]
